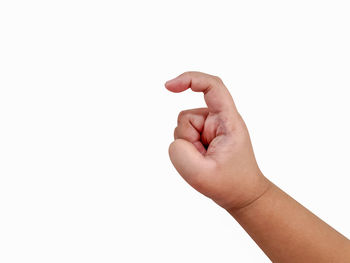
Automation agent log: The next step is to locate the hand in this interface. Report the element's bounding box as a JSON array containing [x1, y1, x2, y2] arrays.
[[165, 71, 270, 210]]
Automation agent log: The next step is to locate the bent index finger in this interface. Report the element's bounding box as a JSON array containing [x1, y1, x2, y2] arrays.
[[165, 71, 237, 115]]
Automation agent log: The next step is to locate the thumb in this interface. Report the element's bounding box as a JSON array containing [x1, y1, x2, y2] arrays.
[[168, 139, 208, 184]]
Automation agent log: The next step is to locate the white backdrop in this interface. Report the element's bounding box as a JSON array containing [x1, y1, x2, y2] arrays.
[[1, 1, 349, 262]]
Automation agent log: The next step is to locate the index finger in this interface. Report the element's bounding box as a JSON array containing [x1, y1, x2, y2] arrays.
[[165, 71, 237, 115]]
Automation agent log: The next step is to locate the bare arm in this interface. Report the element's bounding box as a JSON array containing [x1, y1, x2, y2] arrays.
[[229, 182, 350, 262], [165, 71, 350, 262]]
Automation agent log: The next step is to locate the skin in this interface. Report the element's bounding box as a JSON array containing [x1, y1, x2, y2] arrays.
[[165, 71, 350, 262]]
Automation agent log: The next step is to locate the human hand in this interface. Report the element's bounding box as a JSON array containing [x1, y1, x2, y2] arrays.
[[166, 72, 350, 262], [165, 71, 270, 210]]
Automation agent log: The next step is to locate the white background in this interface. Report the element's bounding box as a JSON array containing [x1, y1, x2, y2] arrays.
[[1, 1, 349, 262]]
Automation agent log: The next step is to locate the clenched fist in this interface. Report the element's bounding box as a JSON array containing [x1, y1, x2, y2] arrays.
[[165, 71, 270, 210]]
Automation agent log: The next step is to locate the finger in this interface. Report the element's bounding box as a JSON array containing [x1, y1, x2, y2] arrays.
[[165, 71, 237, 115], [169, 139, 207, 181], [174, 126, 207, 154], [177, 108, 208, 128], [174, 125, 207, 154], [192, 141, 207, 155], [174, 108, 208, 154], [174, 124, 199, 142], [174, 108, 208, 141]]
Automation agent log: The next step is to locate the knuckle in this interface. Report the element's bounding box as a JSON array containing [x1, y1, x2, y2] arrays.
[[173, 127, 178, 139], [177, 110, 188, 123], [183, 71, 194, 76], [212, 75, 223, 85], [168, 140, 177, 156], [180, 71, 192, 79]]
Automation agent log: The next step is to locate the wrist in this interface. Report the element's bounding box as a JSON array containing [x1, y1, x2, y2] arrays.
[[225, 175, 273, 215]]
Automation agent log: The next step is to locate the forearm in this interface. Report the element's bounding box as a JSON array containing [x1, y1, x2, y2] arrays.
[[228, 179, 350, 262]]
